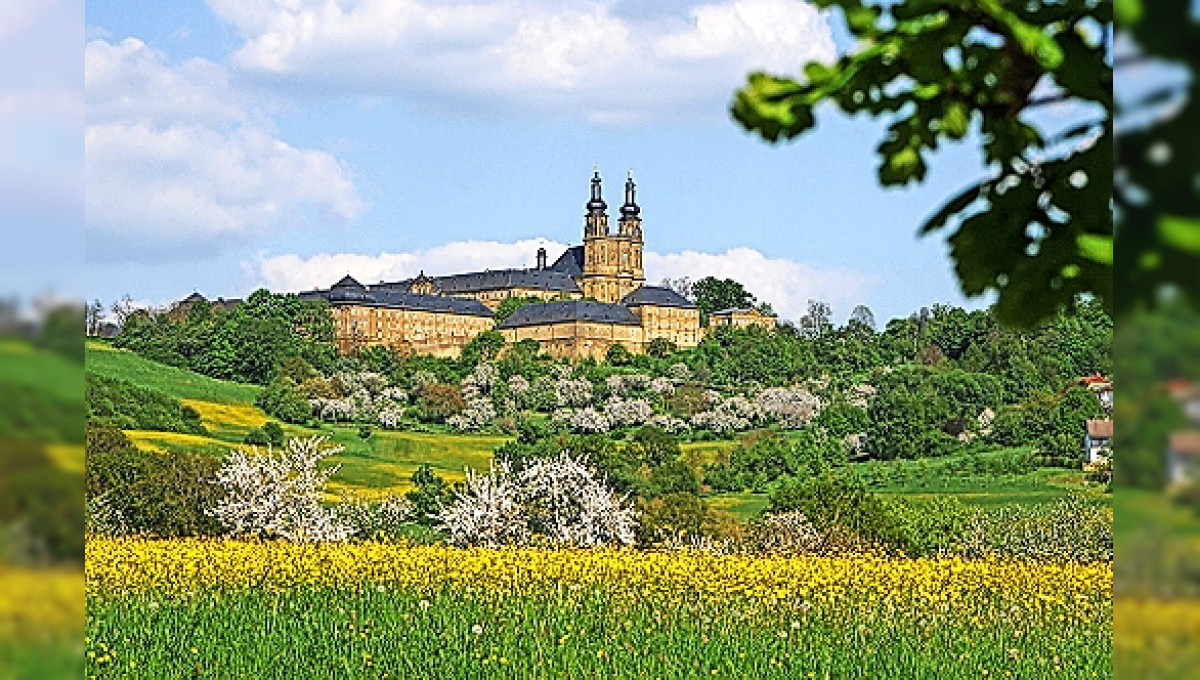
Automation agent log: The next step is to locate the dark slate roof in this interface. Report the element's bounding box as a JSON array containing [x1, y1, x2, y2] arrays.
[[301, 282, 493, 317], [497, 300, 640, 328], [429, 268, 581, 294], [550, 246, 585, 277], [181, 292, 207, 304], [621, 286, 696, 308], [369, 289, 494, 317]]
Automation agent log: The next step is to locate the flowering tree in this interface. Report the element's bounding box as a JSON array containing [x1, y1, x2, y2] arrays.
[[605, 398, 654, 429], [507, 374, 530, 396], [756, 387, 822, 429], [647, 414, 689, 435], [447, 397, 498, 432], [569, 407, 610, 434], [556, 378, 594, 408], [436, 460, 529, 548], [650, 377, 676, 397], [209, 436, 355, 543], [437, 454, 637, 547]]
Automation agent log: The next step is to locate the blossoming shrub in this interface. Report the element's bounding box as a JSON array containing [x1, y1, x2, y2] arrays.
[[446, 398, 497, 432], [605, 398, 653, 429], [755, 387, 822, 429], [555, 378, 594, 408], [209, 436, 355, 543], [438, 454, 636, 547]]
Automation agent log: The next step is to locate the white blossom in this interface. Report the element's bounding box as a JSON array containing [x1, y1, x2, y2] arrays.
[[209, 436, 355, 543], [650, 377, 676, 397], [412, 370, 438, 393], [556, 378, 594, 408], [756, 387, 822, 429], [447, 397, 497, 432], [647, 414, 689, 435], [437, 454, 637, 548], [605, 398, 653, 428], [377, 407, 404, 430], [606, 373, 651, 397], [507, 374, 530, 395], [668, 363, 692, 381], [570, 406, 610, 433], [436, 460, 528, 548]]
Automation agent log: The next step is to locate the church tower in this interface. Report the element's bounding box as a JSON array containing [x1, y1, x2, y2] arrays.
[[581, 168, 645, 302]]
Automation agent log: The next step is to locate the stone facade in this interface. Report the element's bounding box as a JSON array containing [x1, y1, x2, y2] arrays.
[[297, 169, 702, 359], [709, 307, 777, 331], [332, 303, 495, 358]]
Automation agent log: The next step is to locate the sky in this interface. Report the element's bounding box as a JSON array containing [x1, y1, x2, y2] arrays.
[[73, 0, 1001, 325]]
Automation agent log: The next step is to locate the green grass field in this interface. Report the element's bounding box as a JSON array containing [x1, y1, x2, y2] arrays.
[[0, 339, 82, 404], [86, 341, 259, 404]]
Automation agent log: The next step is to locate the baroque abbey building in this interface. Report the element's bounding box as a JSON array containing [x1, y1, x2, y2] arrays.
[[299, 170, 703, 360]]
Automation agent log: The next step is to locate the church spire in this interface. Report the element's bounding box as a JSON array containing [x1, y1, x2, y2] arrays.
[[584, 165, 609, 239], [620, 168, 640, 220], [586, 165, 607, 216]]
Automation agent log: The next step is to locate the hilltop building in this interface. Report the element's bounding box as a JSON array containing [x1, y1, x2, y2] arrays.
[[297, 170, 702, 359], [708, 307, 778, 330]]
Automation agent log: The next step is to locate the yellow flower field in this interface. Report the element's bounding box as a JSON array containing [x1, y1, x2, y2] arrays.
[[0, 568, 84, 638], [85, 538, 1112, 678], [86, 537, 1110, 605]]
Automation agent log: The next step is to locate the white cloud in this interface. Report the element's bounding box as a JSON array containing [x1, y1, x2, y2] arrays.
[[85, 38, 362, 262], [208, 0, 835, 124], [251, 238, 568, 291], [645, 247, 875, 321], [249, 240, 874, 321]]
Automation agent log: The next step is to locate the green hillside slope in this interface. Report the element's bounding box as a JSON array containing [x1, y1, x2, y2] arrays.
[[86, 341, 259, 404]]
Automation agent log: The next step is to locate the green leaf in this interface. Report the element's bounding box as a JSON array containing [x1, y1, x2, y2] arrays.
[[1114, 0, 1143, 26], [980, 0, 1064, 70], [1076, 234, 1113, 266], [913, 83, 941, 100], [1159, 216, 1200, 254], [941, 100, 969, 139], [881, 147, 922, 186]]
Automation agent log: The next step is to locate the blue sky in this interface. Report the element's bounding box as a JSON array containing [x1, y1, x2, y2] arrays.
[[73, 0, 999, 324]]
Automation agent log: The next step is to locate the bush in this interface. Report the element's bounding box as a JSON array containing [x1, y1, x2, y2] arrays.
[[0, 441, 83, 563], [405, 464, 452, 526], [331, 493, 414, 542], [86, 437, 224, 538], [766, 473, 909, 553], [960, 496, 1112, 563], [418, 383, 465, 423], [256, 377, 312, 425], [437, 454, 637, 547], [86, 373, 207, 435], [243, 421, 285, 448]]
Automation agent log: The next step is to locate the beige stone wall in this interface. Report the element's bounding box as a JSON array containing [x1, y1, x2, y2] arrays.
[[501, 321, 644, 360], [462, 287, 581, 310], [333, 305, 493, 358], [634, 305, 702, 348], [582, 233, 644, 303], [709, 310, 777, 331]]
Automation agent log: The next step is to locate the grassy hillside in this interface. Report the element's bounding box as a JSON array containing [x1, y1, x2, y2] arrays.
[[86, 341, 259, 404], [0, 339, 83, 444], [0, 339, 82, 404], [86, 341, 1107, 511]]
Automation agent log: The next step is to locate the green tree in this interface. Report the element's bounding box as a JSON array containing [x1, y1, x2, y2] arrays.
[[692, 277, 757, 325], [733, 0, 1112, 327], [459, 329, 505, 367], [406, 464, 450, 526], [494, 296, 542, 323]]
